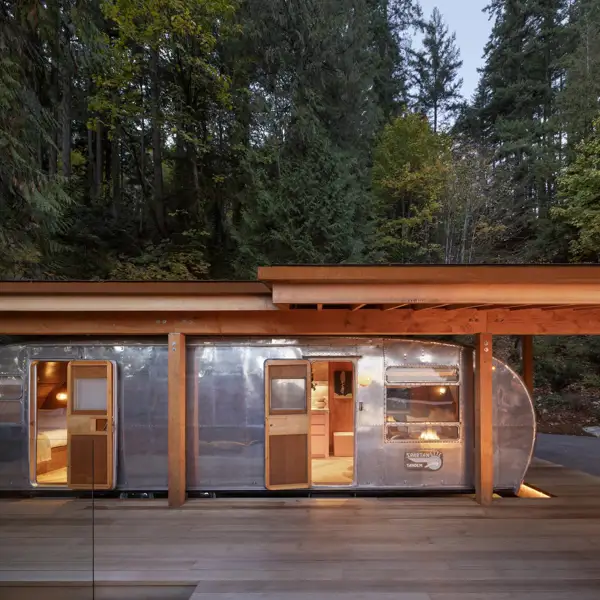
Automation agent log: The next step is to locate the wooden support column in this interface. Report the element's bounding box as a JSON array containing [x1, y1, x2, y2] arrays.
[[522, 335, 534, 396], [475, 333, 494, 506], [168, 333, 186, 508]]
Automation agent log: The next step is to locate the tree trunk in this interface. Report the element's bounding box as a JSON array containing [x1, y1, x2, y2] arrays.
[[150, 46, 165, 233], [62, 77, 72, 179], [48, 2, 60, 177], [111, 122, 121, 217], [61, 7, 72, 179], [87, 78, 95, 199], [95, 119, 103, 197]]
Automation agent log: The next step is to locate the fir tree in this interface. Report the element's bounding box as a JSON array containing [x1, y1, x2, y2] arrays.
[[409, 7, 463, 132]]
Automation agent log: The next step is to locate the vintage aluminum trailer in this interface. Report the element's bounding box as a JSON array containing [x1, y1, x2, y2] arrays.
[[0, 337, 535, 494]]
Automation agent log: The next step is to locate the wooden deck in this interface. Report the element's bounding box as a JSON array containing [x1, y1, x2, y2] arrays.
[[1, 458, 600, 599]]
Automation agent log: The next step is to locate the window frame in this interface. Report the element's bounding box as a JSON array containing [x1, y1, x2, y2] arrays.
[[384, 364, 462, 444]]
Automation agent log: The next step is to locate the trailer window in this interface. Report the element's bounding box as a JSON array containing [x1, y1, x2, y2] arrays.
[[0, 376, 23, 424], [385, 383, 460, 443], [386, 365, 458, 384]]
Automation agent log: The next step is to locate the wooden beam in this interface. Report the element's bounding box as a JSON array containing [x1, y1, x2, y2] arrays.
[[168, 333, 186, 508], [487, 308, 600, 334], [522, 336, 534, 396], [381, 304, 408, 311], [0, 281, 270, 295], [475, 333, 494, 506], [272, 282, 600, 307], [413, 304, 448, 311], [3, 307, 600, 336], [259, 264, 600, 285], [0, 309, 487, 336], [0, 294, 276, 312]]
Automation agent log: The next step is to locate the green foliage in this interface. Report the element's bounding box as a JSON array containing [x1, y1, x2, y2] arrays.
[[372, 113, 450, 263], [0, 1, 72, 278], [236, 127, 370, 276], [552, 118, 600, 261], [409, 7, 463, 132], [110, 232, 210, 280]]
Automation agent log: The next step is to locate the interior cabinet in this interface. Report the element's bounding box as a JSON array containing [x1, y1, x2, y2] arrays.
[[310, 411, 329, 458]]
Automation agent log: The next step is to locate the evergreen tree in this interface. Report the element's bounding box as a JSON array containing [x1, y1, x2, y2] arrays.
[[409, 7, 463, 132], [469, 0, 571, 260], [559, 0, 600, 150], [552, 117, 600, 262], [372, 112, 451, 263], [234, 0, 400, 275]]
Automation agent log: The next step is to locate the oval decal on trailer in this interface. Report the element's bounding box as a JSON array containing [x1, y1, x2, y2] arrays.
[[405, 451, 443, 471]]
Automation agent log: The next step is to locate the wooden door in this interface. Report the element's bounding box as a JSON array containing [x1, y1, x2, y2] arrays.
[[67, 361, 116, 490], [265, 360, 311, 490]]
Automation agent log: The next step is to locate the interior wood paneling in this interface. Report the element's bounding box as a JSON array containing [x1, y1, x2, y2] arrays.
[[328, 362, 354, 451]]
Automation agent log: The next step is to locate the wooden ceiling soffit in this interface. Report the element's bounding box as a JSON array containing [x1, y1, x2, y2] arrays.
[[2, 308, 600, 336], [271, 282, 600, 307], [0, 294, 276, 312]]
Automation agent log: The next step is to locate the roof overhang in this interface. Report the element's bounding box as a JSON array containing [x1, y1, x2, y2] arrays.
[[258, 265, 600, 310], [0, 281, 275, 312], [2, 265, 600, 336]]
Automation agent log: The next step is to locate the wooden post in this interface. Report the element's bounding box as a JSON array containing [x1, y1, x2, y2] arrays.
[[168, 332, 186, 508], [522, 335, 534, 396], [475, 333, 494, 506]]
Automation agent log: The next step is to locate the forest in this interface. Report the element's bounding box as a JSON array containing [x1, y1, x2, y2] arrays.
[[2, 0, 600, 431]]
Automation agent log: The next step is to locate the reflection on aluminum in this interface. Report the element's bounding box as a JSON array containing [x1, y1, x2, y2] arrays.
[[0, 376, 23, 400], [0, 337, 536, 494]]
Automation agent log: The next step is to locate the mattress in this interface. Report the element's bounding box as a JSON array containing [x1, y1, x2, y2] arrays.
[[37, 409, 68, 463], [37, 429, 68, 463]]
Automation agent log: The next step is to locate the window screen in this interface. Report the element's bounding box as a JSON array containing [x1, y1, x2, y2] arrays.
[[386, 386, 459, 423], [270, 378, 306, 412], [74, 378, 107, 411]]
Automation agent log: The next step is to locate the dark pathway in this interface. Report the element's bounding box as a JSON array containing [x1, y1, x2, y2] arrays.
[[534, 433, 600, 477]]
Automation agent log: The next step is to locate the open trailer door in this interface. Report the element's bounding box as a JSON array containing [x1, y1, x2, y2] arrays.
[[67, 361, 116, 490], [265, 360, 311, 490]]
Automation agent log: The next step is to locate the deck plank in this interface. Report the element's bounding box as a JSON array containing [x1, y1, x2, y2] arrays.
[[1, 460, 600, 598]]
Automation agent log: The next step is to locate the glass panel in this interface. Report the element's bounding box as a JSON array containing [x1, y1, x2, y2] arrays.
[[385, 424, 460, 442], [0, 377, 23, 400], [386, 385, 459, 423], [0, 401, 21, 424], [74, 378, 107, 411], [270, 378, 306, 412], [386, 366, 459, 384]]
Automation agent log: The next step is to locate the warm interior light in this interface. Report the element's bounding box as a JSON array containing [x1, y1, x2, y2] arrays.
[[358, 375, 372, 387], [438, 386, 447, 395], [419, 429, 440, 441], [56, 392, 68, 401], [518, 484, 551, 499]]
